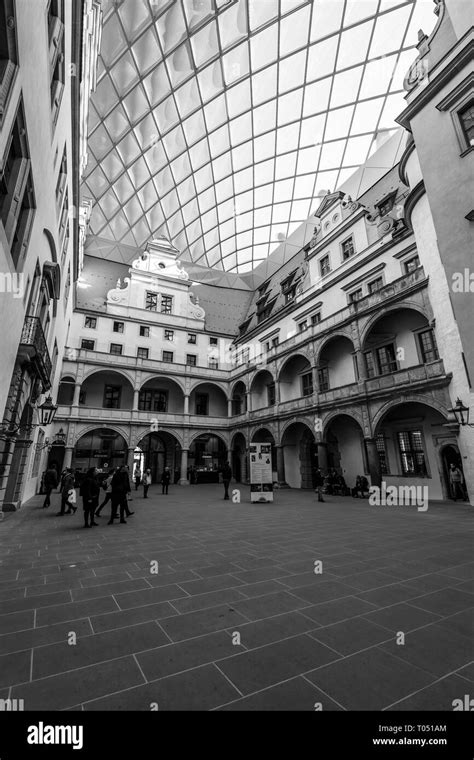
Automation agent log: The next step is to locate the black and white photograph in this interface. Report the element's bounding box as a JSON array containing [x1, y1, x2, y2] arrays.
[[0, 0, 473, 752]]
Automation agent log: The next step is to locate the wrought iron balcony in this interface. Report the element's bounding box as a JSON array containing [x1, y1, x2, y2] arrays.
[[18, 316, 52, 390]]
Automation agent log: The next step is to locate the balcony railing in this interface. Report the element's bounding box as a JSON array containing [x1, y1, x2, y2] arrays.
[[365, 359, 447, 392], [56, 406, 230, 427], [18, 316, 52, 389], [64, 347, 230, 379]]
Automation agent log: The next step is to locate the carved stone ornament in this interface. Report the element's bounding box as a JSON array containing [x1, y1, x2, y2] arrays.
[[107, 277, 130, 304], [188, 292, 205, 320], [377, 216, 395, 236]]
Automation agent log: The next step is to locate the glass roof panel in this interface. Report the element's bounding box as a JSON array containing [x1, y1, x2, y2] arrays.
[[85, 0, 437, 271]]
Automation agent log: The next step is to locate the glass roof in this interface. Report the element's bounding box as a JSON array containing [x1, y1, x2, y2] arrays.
[[83, 0, 437, 274]]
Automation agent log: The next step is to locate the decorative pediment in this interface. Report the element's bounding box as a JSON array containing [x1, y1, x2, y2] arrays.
[[106, 277, 130, 305], [131, 237, 190, 281]]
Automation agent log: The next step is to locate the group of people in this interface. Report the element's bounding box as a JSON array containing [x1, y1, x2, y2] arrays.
[[314, 470, 370, 502], [133, 465, 170, 495]]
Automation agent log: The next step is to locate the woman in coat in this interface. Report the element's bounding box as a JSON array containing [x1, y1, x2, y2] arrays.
[[79, 467, 100, 528]]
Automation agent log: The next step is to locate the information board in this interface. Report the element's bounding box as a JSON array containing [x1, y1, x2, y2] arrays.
[[249, 443, 274, 503]]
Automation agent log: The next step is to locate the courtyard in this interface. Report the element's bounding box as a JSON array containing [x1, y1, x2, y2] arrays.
[[0, 485, 472, 711]]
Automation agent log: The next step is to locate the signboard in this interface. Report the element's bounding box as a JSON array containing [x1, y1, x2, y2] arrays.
[[249, 443, 274, 503]]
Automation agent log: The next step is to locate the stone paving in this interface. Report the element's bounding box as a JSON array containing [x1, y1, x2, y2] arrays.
[[0, 484, 473, 711]]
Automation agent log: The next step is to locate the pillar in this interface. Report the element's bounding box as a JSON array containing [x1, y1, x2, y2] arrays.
[[356, 350, 368, 381], [365, 438, 381, 487], [133, 388, 140, 410], [179, 449, 189, 485], [126, 446, 135, 469], [63, 446, 73, 470], [317, 442, 328, 473], [72, 383, 81, 406], [276, 445, 286, 485], [246, 391, 252, 413], [184, 394, 189, 414], [227, 398, 232, 417]]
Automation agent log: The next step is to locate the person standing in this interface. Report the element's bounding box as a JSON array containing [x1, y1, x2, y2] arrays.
[[449, 463, 465, 501], [314, 469, 325, 502], [96, 469, 115, 516], [133, 464, 142, 491], [80, 467, 99, 528], [56, 468, 76, 515], [143, 468, 152, 498], [109, 465, 132, 524], [42, 465, 58, 508], [221, 462, 232, 500], [161, 466, 171, 495]]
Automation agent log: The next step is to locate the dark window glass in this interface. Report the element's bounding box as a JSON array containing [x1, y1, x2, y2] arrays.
[[404, 255, 420, 273], [267, 383, 276, 406], [298, 321, 308, 332], [161, 295, 173, 314], [164, 329, 174, 341], [195, 393, 208, 415], [378, 195, 395, 216], [137, 347, 149, 359], [139, 325, 150, 337], [162, 350, 173, 363], [110, 343, 122, 355], [138, 390, 167, 412], [186, 354, 197, 366], [210, 337, 218, 345], [368, 277, 383, 294], [302, 372, 313, 397], [188, 333, 197, 344], [342, 237, 355, 260], [364, 351, 376, 378], [459, 102, 474, 147], [320, 256, 331, 276], [81, 339, 94, 350], [84, 316, 96, 329], [397, 430, 427, 476], [376, 344, 397, 375], [113, 321, 124, 333], [349, 288, 363, 303], [418, 329, 439, 363], [311, 312, 321, 325], [376, 434, 389, 474], [318, 366, 329, 392], [103, 385, 121, 409], [145, 291, 157, 311]]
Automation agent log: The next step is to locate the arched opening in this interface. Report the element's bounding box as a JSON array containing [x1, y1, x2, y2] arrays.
[[139, 377, 184, 414], [279, 355, 313, 402], [189, 383, 227, 417], [281, 422, 316, 489], [57, 376, 75, 405], [80, 371, 134, 410], [440, 444, 467, 501], [362, 308, 438, 378], [231, 381, 247, 416], [249, 370, 275, 411], [136, 431, 181, 484], [318, 336, 356, 391], [251, 428, 277, 475], [189, 433, 227, 483], [375, 401, 452, 501], [72, 428, 127, 474], [231, 432, 247, 483], [4, 403, 35, 506], [324, 414, 366, 490]]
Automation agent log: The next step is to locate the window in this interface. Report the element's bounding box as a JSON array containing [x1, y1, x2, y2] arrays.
[[318, 366, 329, 392], [103, 385, 121, 409], [55, 149, 67, 209], [186, 354, 197, 366], [239, 318, 252, 336], [341, 236, 355, 261], [161, 294, 173, 314], [164, 329, 174, 341], [375, 434, 389, 475], [188, 333, 197, 344], [404, 255, 420, 273], [145, 291, 158, 311], [459, 101, 474, 148], [364, 350, 376, 378], [209, 337, 218, 346], [311, 312, 321, 325], [139, 389, 167, 412], [284, 286, 296, 303], [0, 0, 19, 129], [377, 194, 396, 216], [162, 350, 173, 363], [368, 277, 384, 294], [195, 393, 208, 415], [349, 288, 363, 303], [271, 336, 279, 348], [208, 357, 219, 369], [137, 347, 149, 359], [418, 328, 439, 363], [48, 0, 65, 128], [397, 430, 427, 476], [267, 382, 276, 406], [320, 255, 330, 277], [110, 343, 123, 356], [376, 344, 397, 375], [113, 321, 124, 333], [139, 325, 150, 337], [81, 338, 94, 350], [302, 372, 313, 397], [84, 316, 96, 329], [257, 298, 277, 323], [298, 320, 308, 332]]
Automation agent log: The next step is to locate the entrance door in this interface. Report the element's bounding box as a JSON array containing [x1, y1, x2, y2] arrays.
[[441, 445, 466, 500]]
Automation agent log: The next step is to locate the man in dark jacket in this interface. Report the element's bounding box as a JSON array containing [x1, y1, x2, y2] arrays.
[[161, 466, 171, 495], [79, 468, 99, 528], [43, 466, 58, 508], [57, 469, 76, 515], [222, 462, 232, 500], [109, 465, 132, 524], [314, 469, 324, 502]]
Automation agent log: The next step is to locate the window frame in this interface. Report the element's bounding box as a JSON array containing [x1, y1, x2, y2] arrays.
[[81, 338, 95, 351], [341, 235, 355, 262], [319, 254, 331, 277], [396, 429, 428, 477], [301, 371, 313, 397], [186, 353, 197, 366], [187, 332, 197, 344], [160, 294, 173, 314], [164, 329, 174, 341], [84, 315, 97, 329], [403, 255, 420, 274], [103, 384, 121, 409], [137, 347, 149, 360], [113, 320, 124, 334], [145, 291, 158, 311], [367, 276, 384, 295], [415, 327, 439, 364], [139, 324, 150, 337], [162, 350, 173, 363], [109, 343, 123, 356]]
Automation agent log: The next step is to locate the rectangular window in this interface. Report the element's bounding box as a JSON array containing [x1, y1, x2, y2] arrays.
[[208, 357, 219, 369], [376, 344, 397, 375], [404, 255, 420, 273], [195, 393, 208, 415], [186, 354, 197, 366], [84, 316, 96, 329], [459, 101, 474, 148], [298, 320, 308, 332], [368, 277, 384, 294], [364, 350, 376, 378], [311, 312, 321, 325], [187, 333, 197, 344], [139, 390, 167, 412], [418, 328, 439, 363], [81, 339, 94, 350], [113, 321, 124, 333], [377, 195, 395, 216], [137, 347, 149, 359], [110, 343, 123, 356], [139, 325, 150, 337], [397, 430, 427, 476], [302, 372, 313, 397], [164, 329, 174, 341], [341, 236, 355, 261], [162, 350, 173, 363], [349, 288, 363, 303], [318, 366, 329, 392], [103, 384, 121, 409], [145, 291, 158, 311], [79, 390, 86, 405], [284, 286, 296, 303], [267, 382, 276, 406], [271, 336, 279, 348], [161, 294, 173, 314], [209, 337, 218, 346], [376, 434, 389, 475], [320, 255, 330, 276]]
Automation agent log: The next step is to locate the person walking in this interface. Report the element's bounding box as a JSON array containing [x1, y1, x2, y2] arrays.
[[124, 465, 134, 516], [133, 464, 142, 491], [56, 468, 77, 515], [42, 465, 58, 508], [314, 469, 325, 502], [222, 461, 232, 500], [449, 463, 465, 501], [161, 466, 171, 495], [96, 469, 115, 516], [109, 465, 132, 524], [143, 468, 152, 498], [79, 467, 99, 528]]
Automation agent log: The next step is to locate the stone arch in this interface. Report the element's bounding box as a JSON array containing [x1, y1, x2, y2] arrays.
[[372, 394, 450, 434], [139, 373, 186, 394], [314, 331, 356, 367], [81, 366, 136, 387], [188, 430, 230, 448], [359, 301, 431, 349], [132, 426, 184, 449], [248, 367, 275, 388], [280, 416, 315, 440], [250, 426, 277, 443], [73, 423, 131, 447], [188, 379, 229, 397], [322, 408, 365, 439], [276, 348, 312, 378], [231, 378, 248, 395]]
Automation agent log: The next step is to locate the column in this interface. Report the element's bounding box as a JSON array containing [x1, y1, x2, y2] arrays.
[[246, 391, 252, 413], [317, 442, 328, 473], [365, 438, 381, 487], [276, 445, 286, 484], [227, 398, 233, 417], [184, 394, 189, 415], [133, 388, 140, 410], [63, 446, 73, 470], [72, 383, 81, 406], [356, 350, 368, 381], [179, 449, 189, 485], [126, 446, 135, 469]]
